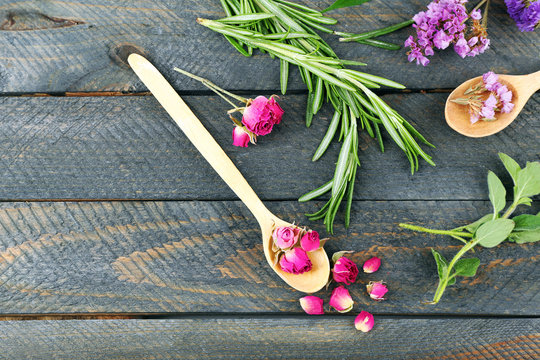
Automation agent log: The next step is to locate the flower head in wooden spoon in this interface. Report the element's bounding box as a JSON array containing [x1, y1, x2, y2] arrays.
[[445, 70, 540, 137]]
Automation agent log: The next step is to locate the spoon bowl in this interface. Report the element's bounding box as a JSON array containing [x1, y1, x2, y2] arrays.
[[445, 71, 540, 138], [128, 54, 330, 293]]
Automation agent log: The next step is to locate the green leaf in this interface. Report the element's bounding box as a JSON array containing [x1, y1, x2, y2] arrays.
[[431, 248, 448, 281], [464, 214, 492, 234], [323, 0, 372, 13], [217, 13, 275, 23], [454, 258, 480, 277], [499, 153, 521, 184], [487, 171, 506, 215], [476, 219, 515, 248], [332, 250, 354, 263], [515, 161, 540, 198], [512, 214, 540, 231], [508, 229, 540, 244]]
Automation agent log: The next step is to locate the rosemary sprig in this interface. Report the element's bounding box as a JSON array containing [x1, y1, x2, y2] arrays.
[[200, 0, 435, 233]]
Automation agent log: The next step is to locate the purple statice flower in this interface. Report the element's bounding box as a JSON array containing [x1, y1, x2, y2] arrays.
[[405, 0, 489, 65], [505, 0, 540, 32], [480, 94, 497, 120], [482, 71, 499, 91]]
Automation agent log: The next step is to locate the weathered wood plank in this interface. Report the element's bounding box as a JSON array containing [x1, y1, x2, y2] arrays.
[[0, 93, 537, 201], [0, 0, 537, 92], [0, 200, 536, 315], [0, 318, 537, 359]]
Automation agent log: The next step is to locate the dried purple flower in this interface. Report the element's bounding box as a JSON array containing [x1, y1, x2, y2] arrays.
[[505, 0, 540, 32]]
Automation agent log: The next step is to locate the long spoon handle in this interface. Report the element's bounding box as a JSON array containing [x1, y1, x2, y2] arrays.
[[128, 54, 272, 225]]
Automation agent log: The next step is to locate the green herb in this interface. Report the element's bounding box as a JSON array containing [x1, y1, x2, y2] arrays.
[[323, 0, 373, 13], [202, 0, 435, 233], [400, 153, 540, 304]]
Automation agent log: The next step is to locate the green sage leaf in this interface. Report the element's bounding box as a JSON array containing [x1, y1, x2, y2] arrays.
[[515, 161, 540, 198], [487, 171, 506, 215], [476, 219, 515, 248], [464, 214, 493, 234], [508, 229, 540, 244], [431, 248, 448, 281], [454, 258, 480, 277], [512, 214, 540, 231], [499, 153, 521, 184], [323, 0, 372, 13]]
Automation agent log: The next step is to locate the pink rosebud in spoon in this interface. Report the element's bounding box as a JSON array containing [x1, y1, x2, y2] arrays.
[[299, 296, 324, 315], [362, 257, 381, 273], [272, 226, 299, 249], [242, 96, 283, 136], [300, 230, 320, 252], [279, 247, 312, 275], [232, 126, 251, 148], [355, 311, 374, 333], [329, 285, 354, 313], [366, 281, 388, 301]]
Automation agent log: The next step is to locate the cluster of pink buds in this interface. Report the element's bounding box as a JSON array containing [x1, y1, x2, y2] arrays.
[[298, 253, 386, 333], [172, 67, 284, 148], [451, 71, 514, 124], [231, 96, 284, 147], [271, 225, 326, 275]]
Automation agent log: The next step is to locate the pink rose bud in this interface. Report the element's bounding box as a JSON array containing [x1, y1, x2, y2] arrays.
[[329, 286, 354, 313], [363, 257, 381, 273], [242, 96, 283, 136], [232, 126, 251, 147], [300, 230, 320, 252], [366, 281, 388, 301], [355, 311, 374, 333], [272, 226, 299, 249], [279, 248, 312, 275], [299, 296, 324, 315], [332, 257, 359, 285]]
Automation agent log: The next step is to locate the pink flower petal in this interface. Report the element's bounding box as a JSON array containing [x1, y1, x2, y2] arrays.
[[362, 257, 381, 273], [355, 311, 374, 332], [299, 296, 324, 315], [329, 286, 354, 313]]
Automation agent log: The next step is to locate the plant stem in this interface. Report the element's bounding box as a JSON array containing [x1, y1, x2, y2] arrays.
[[399, 223, 474, 238], [431, 238, 478, 303], [173, 67, 248, 104], [337, 19, 414, 42]]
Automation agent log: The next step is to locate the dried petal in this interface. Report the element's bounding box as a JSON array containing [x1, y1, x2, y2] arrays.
[[363, 257, 381, 273], [332, 257, 359, 285], [329, 286, 354, 313], [355, 311, 374, 332], [299, 296, 324, 315], [300, 230, 320, 252]]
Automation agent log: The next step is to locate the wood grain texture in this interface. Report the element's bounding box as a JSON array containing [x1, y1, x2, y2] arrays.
[[0, 200, 536, 315], [0, 318, 537, 359], [0, 0, 537, 92], [0, 93, 537, 201]]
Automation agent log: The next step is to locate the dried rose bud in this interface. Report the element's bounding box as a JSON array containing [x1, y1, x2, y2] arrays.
[[232, 126, 251, 147], [332, 257, 359, 285], [299, 296, 324, 315], [366, 281, 388, 301], [272, 226, 299, 249], [242, 96, 283, 136], [300, 230, 320, 252], [329, 286, 354, 313], [355, 311, 374, 332], [279, 248, 312, 275], [363, 257, 381, 273]]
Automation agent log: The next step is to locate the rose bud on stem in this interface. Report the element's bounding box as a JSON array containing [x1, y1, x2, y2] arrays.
[[173, 67, 284, 146]]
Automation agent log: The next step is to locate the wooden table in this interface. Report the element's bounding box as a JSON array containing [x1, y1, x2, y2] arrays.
[[0, 0, 538, 358]]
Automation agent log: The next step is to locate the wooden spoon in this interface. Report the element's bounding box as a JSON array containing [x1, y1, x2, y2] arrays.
[[445, 71, 540, 138], [127, 54, 330, 293]]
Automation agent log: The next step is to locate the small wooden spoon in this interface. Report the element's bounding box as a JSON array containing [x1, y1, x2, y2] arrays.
[[128, 54, 330, 293], [445, 70, 540, 138]]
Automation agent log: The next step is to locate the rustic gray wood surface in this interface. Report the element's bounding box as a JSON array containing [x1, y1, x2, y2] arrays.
[[0, 318, 538, 359], [0, 0, 538, 358]]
